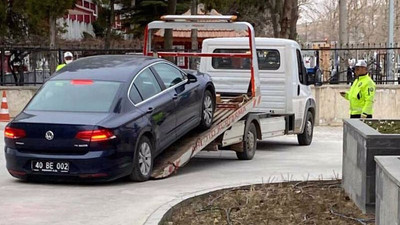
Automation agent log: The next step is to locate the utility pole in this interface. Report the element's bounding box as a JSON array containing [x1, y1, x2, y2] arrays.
[[339, 0, 348, 83], [190, 0, 198, 70], [387, 0, 394, 82]]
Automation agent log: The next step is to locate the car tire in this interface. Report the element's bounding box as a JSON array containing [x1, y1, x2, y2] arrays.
[[129, 136, 153, 182], [297, 111, 314, 146], [198, 90, 214, 130], [236, 123, 257, 160]]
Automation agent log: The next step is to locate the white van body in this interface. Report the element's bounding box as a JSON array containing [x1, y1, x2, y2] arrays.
[[200, 37, 315, 134]]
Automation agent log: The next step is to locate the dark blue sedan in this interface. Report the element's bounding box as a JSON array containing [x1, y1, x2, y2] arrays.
[[4, 55, 215, 182]]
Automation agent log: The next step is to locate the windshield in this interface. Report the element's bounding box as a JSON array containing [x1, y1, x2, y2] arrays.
[[27, 80, 121, 112]]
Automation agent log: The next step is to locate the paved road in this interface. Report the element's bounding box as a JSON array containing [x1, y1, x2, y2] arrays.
[[0, 124, 343, 225]]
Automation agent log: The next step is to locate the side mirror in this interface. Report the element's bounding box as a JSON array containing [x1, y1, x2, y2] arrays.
[[306, 68, 323, 86], [306, 71, 315, 86], [186, 73, 197, 83]]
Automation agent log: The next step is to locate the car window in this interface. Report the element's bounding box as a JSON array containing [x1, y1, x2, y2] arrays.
[[152, 63, 185, 88], [129, 85, 142, 104], [26, 80, 121, 112], [133, 68, 162, 101], [212, 49, 280, 70], [296, 49, 307, 85]]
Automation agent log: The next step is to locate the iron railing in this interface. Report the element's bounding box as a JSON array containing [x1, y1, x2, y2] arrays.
[[1, 44, 400, 86], [301, 43, 400, 85], [0, 46, 142, 86]]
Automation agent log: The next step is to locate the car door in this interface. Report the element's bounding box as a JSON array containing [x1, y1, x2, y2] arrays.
[[129, 68, 176, 152], [152, 63, 201, 138]]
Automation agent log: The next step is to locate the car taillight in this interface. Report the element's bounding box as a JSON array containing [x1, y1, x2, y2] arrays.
[[5, 127, 26, 139], [70, 80, 93, 85], [75, 129, 116, 142]]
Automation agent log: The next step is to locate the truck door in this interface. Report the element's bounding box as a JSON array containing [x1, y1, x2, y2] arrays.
[[293, 49, 312, 133]]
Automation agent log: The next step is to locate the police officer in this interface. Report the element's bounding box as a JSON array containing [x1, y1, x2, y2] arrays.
[[56, 51, 73, 71], [340, 60, 376, 118]]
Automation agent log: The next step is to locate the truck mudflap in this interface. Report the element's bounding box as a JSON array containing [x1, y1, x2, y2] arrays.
[[151, 95, 261, 179]]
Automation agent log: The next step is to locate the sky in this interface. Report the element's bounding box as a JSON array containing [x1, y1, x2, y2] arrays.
[[298, 0, 325, 24]]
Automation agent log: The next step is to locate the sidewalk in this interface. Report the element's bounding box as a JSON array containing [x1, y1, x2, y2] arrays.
[[0, 126, 343, 225]]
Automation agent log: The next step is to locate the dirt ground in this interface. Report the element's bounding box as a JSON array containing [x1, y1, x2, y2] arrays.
[[162, 180, 375, 225], [365, 120, 400, 134]]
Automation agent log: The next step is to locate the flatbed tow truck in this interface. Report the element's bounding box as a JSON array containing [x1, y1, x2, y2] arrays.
[[146, 15, 316, 179]]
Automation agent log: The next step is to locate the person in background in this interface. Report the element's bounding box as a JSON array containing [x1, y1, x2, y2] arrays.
[[347, 58, 356, 84], [56, 51, 73, 71], [340, 60, 376, 118]]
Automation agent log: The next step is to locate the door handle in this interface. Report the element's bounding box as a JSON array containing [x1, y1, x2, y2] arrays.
[[172, 94, 178, 100], [147, 107, 154, 113], [297, 85, 300, 96]]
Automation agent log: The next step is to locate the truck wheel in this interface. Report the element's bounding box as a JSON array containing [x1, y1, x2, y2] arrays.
[[297, 111, 314, 146], [236, 123, 257, 160], [129, 136, 153, 182], [198, 90, 214, 130]]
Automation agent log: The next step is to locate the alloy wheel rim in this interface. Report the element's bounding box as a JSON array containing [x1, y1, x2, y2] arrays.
[[138, 142, 152, 176], [203, 95, 213, 125]]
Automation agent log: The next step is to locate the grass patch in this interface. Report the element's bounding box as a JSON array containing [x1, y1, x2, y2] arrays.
[[364, 120, 400, 134], [162, 180, 374, 225]]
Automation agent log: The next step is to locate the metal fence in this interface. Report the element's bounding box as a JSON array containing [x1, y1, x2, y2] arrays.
[[0, 46, 142, 86], [301, 43, 400, 85], [1, 44, 400, 86]]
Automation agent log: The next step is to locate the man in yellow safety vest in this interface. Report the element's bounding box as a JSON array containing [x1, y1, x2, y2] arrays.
[[56, 51, 74, 71], [340, 60, 376, 118]]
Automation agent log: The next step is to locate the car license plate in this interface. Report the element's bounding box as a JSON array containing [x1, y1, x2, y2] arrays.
[[31, 160, 70, 173]]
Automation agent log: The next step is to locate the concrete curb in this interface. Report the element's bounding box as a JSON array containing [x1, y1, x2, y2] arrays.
[[143, 175, 340, 225], [144, 182, 265, 225]]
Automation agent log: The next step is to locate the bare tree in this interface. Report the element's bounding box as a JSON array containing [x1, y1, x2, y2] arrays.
[[298, 0, 395, 45], [164, 0, 177, 51]]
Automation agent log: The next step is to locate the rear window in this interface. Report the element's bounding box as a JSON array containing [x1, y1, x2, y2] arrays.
[[212, 49, 280, 70], [27, 80, 121, 112]]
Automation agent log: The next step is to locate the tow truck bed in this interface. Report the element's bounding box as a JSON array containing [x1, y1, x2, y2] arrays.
[[146, 15, 261, 179], [151, 95, 260, 178]]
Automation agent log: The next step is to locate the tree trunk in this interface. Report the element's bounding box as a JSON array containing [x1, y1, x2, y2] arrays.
[[164, 0, 177, 62], [279, 0, 292, 39], [289, 0, 299, 40], [105, 0, 115, 50], [267, 0, 282, 38], [49, 14, 57, 74], [190, 0, 198, 69]]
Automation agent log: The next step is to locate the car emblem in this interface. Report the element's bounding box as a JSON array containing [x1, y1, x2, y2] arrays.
[[45, 131, 54, 141]]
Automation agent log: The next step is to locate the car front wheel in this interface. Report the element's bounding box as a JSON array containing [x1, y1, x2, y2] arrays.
[[129, 136, 153, 182], [198, 90, 214, 130], [297, 111, 314, 146]]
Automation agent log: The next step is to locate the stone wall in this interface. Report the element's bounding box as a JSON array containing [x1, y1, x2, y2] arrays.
[[313, 85, 400, 126], [343, 119, 400, 213], [375, 156, 400, 225], [3, 85, 400, 122], [1, 87, 38, 117]]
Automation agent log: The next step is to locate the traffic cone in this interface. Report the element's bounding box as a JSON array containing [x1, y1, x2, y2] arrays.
[[0, 91, 10, 122]]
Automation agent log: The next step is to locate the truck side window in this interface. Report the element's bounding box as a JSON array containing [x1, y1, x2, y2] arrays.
[[212, 49, 280, 70], [296, 50, 307, 85]]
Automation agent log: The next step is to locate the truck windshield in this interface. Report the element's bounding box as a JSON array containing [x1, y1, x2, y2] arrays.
[[212, 49, 280, 70], [26, 80, 121, 112]]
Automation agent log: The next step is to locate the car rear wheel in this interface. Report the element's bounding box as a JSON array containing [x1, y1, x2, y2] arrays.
[[236, 123, 257, 160], [198, 90, 214, 130], [129, 136, 153, 182]]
